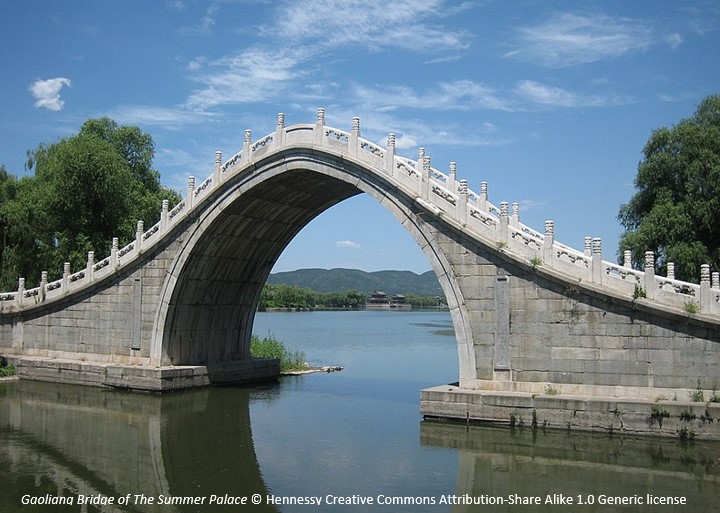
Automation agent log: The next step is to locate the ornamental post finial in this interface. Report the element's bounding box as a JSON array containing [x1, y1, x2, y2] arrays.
[[644, 251, 655, 269], [544, 220, 554, 238], [511, 202, 520, 226], [701, 264, 711, 286], [500, 201, 509, 219]]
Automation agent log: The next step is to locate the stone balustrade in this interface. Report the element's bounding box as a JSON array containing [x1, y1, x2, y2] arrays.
[[1, 110, 718, 318]]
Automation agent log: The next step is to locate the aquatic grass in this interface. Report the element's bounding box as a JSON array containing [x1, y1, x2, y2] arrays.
[[0, 363, 15, 377], [250, 333, 307, 372]]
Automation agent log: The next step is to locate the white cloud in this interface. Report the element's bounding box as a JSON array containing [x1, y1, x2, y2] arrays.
[[267, 0, 469, 52], [515, 80, 610, 108], [336, 240, 362, 249], [178, 2, 219, 35], [29, 77, 71, 111], [111, 105, 217, 129], [510, 12, 652, 68], [517, 199, 547, 212], [185, 46, 312, 109], [352, 80, 510, 112], [181, 1, 470, 113], [666, 33, 683, 49]]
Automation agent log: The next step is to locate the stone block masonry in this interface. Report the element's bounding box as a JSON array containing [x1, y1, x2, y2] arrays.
[[421, 385, 720, 440]]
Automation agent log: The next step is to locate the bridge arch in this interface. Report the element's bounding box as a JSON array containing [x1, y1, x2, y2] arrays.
[[151, 146, 477, 381], [1, 110, 718, 418]]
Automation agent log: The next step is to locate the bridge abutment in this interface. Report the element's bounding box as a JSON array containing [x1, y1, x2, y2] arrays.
[[419, 216, 720, 438]]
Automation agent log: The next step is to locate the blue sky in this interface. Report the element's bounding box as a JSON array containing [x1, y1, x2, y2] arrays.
[[2, 1, 719, 274]]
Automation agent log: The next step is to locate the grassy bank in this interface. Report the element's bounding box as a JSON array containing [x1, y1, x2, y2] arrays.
[[250, 334, 307, 372]]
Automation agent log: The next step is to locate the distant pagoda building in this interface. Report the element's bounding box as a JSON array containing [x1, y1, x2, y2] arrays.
[[365, 291, 411, 310]]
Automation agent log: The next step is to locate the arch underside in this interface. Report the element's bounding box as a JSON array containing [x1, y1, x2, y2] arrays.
[[162, 169, 360, 365], [159, 153, 474, 382]]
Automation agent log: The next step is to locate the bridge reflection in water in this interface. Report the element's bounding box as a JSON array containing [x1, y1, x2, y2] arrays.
[[0, 380, 278, 513], [421, 420, 720, 512], [3, 379, 720, 513]]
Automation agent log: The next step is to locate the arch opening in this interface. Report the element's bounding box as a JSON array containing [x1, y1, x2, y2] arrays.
[[156, 152, 475, 383]]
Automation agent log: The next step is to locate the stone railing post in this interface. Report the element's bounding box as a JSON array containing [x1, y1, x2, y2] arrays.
[[458, 179, 468, 224], [643, 251, 656, 299], [274, 112, 285, 148], [417, 148, 426, 196], [214, 150, 222, 184], [712, 272, 719, 289], [591, 238, 603, 283], [314, 108, 326, 145], [448, 161, 457, 193], [136, 220, 144, 253], [422, 155, 431, 199], [87, 251, 95, 282], [62, 262, 70, 293], [623, 250, 632, 268], [584, 237, 592, 257], [161, 199, 169, 231], [498, 201, 509, 245], [543, 220, 554, 265], [40, 271, 48, 302], [700, 264, 711, 312], [187, 176, 195, 210], [241, 130, 252, 165], [17, 277, 24, 307], [385, 133, 396, 176], [111, 237, 119, 268], [510, 202, 520, 227], [349, 117, 360, 156], [667, 262, 675, 280], [479, 181, 488, 212]]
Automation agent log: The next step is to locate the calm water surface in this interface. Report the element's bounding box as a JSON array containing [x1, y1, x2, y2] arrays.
[[1, 310, 719, 512]]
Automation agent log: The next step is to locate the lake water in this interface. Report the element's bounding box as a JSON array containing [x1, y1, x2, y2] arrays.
[[2, 310, 720, 512]]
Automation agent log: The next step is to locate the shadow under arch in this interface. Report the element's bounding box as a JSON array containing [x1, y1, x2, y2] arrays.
[[153, 147, 477, 382]]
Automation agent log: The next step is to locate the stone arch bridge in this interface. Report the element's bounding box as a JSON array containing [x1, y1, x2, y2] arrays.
[[1, 111, 719, 436]]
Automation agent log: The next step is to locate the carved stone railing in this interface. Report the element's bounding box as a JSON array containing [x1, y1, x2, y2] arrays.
[[1, 110, 718, 318]]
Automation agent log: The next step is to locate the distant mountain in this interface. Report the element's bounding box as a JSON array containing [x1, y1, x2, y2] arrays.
[[267, 268, 443, 296]]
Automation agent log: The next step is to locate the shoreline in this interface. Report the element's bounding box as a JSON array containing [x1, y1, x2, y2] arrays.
[[281, 365, 343, 376]]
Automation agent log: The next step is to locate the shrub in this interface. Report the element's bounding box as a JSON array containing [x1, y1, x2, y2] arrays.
[[250, 334, 307, 372]]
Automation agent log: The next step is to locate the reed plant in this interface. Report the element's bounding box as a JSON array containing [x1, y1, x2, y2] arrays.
[[250, 334, 307, 372]]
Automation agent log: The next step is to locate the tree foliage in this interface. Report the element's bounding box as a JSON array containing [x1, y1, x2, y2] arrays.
[[618, 94, 720, 281], [258, 284, 367, 310], [257, 283, 444, 310], [0, 118, 181, 289]]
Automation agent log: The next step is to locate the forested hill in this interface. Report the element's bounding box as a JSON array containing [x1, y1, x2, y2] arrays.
[[267, 268, 443, 296]]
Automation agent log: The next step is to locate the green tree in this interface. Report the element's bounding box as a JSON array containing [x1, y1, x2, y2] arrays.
[[0, 118, 181, 288], [618, 94, 720, 281]]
